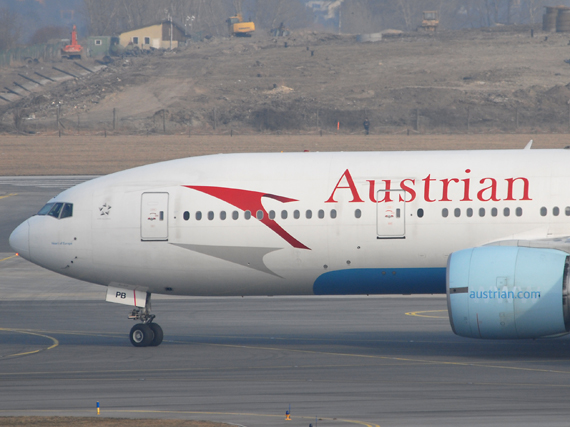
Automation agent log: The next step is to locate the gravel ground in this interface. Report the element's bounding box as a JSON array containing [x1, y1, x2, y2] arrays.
[[5, 26, 570, 134]]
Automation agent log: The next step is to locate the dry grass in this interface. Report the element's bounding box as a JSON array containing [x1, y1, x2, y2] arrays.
[[0, 417, 228, 426], [0, 133, 568, 176]]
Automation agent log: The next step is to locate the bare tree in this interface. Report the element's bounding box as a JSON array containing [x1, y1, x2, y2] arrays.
[[456, 0, 550, 27], [522, 0, 551, 24], [0, 8, 21, 50], [253, 0, 313, 30], [339, 0, 379, 34], [82, 0, 548, 40], [83, 0, 237, 37], [396, 0, 415, 30], [30, 26, 69, 45], [233, 0, 245, 15]]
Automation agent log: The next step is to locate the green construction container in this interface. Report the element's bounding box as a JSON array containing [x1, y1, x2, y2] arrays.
[[87, 36, 112, 57]]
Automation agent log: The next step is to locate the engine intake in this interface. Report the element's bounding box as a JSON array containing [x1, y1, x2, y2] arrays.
[[447, 246, 570, 339]]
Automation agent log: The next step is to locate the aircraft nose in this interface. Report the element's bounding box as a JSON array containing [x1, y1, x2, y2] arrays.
[[9, 221, 30, 260]]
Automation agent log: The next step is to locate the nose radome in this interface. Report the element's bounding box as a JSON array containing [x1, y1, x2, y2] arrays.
[[9, 221, 30, 260]]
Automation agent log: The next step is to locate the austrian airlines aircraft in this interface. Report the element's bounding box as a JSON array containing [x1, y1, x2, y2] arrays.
[[9, 145, 570, 346]]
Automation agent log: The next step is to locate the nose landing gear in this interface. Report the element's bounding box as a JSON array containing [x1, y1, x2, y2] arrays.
[[129, 322, 163, 347], [128, 293, 163, 347]]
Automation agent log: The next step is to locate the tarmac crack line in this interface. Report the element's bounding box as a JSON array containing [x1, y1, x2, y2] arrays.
[[182, 340, 570, 375]]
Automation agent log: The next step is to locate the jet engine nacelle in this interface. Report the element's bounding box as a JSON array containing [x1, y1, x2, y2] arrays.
[[447, 246, 570, 339]]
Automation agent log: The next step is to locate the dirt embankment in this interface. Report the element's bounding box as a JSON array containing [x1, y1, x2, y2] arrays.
[[4, 26, 570, 135]]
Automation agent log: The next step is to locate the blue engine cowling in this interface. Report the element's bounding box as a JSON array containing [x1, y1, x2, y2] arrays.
[[447, 246, 570, 339]]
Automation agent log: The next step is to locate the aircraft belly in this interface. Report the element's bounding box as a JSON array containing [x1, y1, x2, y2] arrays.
[[313, 267, 446, 295]]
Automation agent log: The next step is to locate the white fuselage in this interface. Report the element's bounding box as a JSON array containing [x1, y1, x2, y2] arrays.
[[10, 149, 569, 297]]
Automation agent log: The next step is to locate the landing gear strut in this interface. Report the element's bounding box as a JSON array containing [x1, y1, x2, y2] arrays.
[[128, 293, 163, 347]]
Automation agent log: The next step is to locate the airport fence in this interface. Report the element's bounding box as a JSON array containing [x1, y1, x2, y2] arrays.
[[6, 104, 570, 136], [0, 42, 64, 67]]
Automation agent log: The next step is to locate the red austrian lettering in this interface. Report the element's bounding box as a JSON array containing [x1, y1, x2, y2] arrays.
[[325, 169, 364, 203]]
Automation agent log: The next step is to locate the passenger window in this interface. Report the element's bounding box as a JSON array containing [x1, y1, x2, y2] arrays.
[[294, 210, 300, 219], [491, 208, 498, 217], [540, 207, 547, 216], [269, 210, 276, 220], [566, 207, 570, 216], [196, 211, 202, 221], [48, 203, 64, 218], [466, 208, 473, 217], [504, 207, 510, 217], [479, 208, 485, 217], [553, 207, 560, 216], [256, 210, 263, 220], [220, 211, 226, 220], [281, 210, 288, 219], [417, 208, 424, 218], [516, 207, 522, 217], [454, 208, 460, 218], [38, 202, 55, 216], [330, 209, 337, 219], [232, 211, 239, 220], [355, 209, 361, 218], [318, 209, 324, 219], [60, 203, 73, 219], [244, 210, 251, 220], [306, 210, 312, 219], [183, 211, 190, 221], [442, 208, 448, 218], [208, 211, 214, 220]]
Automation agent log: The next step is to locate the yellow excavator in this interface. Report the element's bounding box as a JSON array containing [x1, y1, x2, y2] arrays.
[[227, 13, 255, 37], [420, 11, 439, 32]]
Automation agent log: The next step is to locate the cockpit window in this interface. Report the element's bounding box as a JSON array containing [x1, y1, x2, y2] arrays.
[[37, 202, 73, 219], [60, 203, 73, 219], [37, 203, 55, 215], [47, 203, 64, 218]]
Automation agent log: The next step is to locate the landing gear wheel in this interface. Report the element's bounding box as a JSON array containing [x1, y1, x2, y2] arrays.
[[130, 323, 154, 347], [148, 323, 163, 346]]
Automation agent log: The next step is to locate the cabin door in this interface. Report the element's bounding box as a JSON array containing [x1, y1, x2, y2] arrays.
[[376, 189, 406, 239], [141, 192, 169, 241]]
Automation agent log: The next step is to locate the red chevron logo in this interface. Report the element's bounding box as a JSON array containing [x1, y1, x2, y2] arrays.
[[184, 186, 310, 250]]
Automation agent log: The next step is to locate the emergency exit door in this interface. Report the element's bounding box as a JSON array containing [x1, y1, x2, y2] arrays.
[[376, 189, 406, 239], [141, 192, 169, 241]]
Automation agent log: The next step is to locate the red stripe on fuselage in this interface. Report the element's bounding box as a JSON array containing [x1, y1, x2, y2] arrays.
[[184, 186, 310, 250]]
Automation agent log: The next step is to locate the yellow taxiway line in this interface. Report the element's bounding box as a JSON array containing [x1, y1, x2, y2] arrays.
[[0, 193, 17, 200], [405, 309, 448, 318], [0, 254, 17, 263], [0, 328, 59, 358]]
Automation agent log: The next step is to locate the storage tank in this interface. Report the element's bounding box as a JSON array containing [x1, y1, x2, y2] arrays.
[[556, 7, 570, 32]]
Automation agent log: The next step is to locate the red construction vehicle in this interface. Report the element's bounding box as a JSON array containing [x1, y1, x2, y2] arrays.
[[61, 25, 83, 59]]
